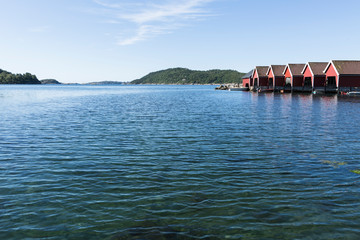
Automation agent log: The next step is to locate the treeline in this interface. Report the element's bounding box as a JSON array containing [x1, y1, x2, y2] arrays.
[[131, 68, 245, 85], [40, 79, 61, 84], [0, 69, 41, 84]]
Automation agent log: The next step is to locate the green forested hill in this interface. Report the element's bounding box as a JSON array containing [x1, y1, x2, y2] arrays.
[[0, 69, 40, 84], [40, 79, 61, 84], [131, 68, 245, 85]]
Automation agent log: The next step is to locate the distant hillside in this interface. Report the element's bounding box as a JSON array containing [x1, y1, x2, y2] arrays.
[[131, 68, 245, 85], [0, 69, 40, 84], [41, 79, 61, 84], [87, 81, 124, 85]]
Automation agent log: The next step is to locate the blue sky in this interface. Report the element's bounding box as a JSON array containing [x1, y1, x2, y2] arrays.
[[0, 0, 360, 83]]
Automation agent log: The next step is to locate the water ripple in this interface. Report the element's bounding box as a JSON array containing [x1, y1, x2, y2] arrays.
[[1, 86, 360, 239]]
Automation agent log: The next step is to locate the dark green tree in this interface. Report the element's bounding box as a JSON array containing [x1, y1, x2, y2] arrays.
[[0, 69, 41, 84]]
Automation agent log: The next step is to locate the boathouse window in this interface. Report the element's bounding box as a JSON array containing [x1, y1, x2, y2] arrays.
[[268, 78, 273, 87], [326, 77, 336, 87], [304, 77, 312, 87]]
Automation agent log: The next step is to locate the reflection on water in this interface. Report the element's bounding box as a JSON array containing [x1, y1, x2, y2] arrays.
[[1, 85, 360, 239]]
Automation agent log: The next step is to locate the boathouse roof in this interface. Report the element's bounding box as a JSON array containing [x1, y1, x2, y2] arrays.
[[283, 64, 305, 76], [324, 60, 360, 75], [255, 66, 269, 77], [302, 62, 328, 75], [267, 65, 286, 76], [242, 70, 254, 79]]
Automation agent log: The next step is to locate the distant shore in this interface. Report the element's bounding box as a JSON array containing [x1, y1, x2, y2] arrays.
[[1, 67, 245, 86]]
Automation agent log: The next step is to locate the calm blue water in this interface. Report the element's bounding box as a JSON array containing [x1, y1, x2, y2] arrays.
[[1, 85, 360, 239]]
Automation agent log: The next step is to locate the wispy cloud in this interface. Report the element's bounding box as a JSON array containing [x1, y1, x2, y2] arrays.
[[93, 0, 215, 45]]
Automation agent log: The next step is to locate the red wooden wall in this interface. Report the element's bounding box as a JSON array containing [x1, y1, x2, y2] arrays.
[[325, 63, 338, 86], [242, 78, 250, 87], [339, 76, 360, 87]]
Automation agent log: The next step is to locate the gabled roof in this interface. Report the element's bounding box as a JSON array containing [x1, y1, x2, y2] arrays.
[[283, 64, 305, 76], [302, 62, 328, 75], [267, 65, 286, 76], [324, 60, 360, 75], [254, 66, 269, 77], [242, 69, 254, 79]]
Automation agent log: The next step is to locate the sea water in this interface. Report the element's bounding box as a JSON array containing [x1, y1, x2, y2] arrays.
[[1, 85, 360, 239]]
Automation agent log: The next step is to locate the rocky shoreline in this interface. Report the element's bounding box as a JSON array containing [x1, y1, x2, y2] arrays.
[[215, 83, 243, 90]]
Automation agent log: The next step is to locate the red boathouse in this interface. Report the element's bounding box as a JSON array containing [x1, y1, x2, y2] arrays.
[[324, 60, 360, 92], [267, 65, 285, 91], [253, 66, 269, 90], [301, 62, 327, 91], [242, 70, 253, 89], [283, 64, 306, 91]]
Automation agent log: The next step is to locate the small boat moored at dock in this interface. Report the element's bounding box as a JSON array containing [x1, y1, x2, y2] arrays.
[[346, 91, 360, 96], [228, 87, 249, 91]]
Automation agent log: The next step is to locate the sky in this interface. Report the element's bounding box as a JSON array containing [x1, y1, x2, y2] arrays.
[[0, 0, 360, 83]]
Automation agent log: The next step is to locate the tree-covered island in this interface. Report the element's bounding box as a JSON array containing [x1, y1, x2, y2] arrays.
[[131, 68, 245, 85], [0, 69, 40, 84], [40, 79, 61, 84]]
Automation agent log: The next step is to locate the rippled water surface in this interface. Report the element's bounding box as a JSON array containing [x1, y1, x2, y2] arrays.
[[1, 85, 360, 239]]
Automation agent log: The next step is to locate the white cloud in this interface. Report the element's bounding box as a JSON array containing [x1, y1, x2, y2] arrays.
[[93, 0, 215, 45]]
